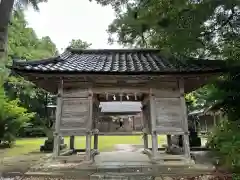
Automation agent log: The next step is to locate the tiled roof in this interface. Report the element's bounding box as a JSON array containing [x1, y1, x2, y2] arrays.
[[11, 48, 227, 74]]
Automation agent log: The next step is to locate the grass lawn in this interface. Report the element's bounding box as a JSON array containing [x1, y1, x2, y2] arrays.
[[0, 135, 166, 158]]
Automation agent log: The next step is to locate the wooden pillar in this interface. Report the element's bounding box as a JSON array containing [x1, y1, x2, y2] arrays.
[[132, 116, 135, 130], [179, 79, 191, 159], [86, 131, 92, 161], [167, 134, 172, 148], [93, 99, 100, 151], [142, 107, 148, 149], [149, 93, 158, 159], [143, 134, 148, 149], [108, 120, 111, 131], [53, 80, 63, 157], [94, 134, 98, 149], [86, 90, 93, 161], [70, 136, 75, 150]]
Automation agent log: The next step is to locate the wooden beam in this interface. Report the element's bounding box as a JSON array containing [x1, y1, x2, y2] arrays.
[[92, 87, 150, 94], [17, 72, 220, 79], [98, 94, 143, 102], [53, 79, 63, 157]]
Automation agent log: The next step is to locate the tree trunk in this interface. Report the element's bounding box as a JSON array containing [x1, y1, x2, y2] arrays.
[[0, 27, 8, 83], [0, 0, 14, 27], [0, 0, 14, 83]]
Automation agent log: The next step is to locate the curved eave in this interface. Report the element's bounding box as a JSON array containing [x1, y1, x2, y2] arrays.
[[9, 66, 228, 76], [12, 56, 61, 67]]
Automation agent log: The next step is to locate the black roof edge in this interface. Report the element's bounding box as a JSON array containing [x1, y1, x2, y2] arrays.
[[10, 48, 227, 67], [12, 56, 61, 66], [66, 47, 161, 54], [9, 67, 228, 76]]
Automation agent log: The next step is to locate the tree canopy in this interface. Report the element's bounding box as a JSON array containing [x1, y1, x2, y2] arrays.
[[0, 10, 58, 143], [94, 0, 240, 116], [69, 39, 92, 49]]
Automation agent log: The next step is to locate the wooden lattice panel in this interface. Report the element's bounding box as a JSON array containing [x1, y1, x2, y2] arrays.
[[155, 97, 183, 133]]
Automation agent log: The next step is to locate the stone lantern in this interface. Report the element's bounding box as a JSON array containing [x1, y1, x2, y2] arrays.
[[40, 104, 66, 152]]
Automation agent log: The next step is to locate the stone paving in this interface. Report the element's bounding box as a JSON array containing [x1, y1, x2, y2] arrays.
[[0, 143, 218, 180]]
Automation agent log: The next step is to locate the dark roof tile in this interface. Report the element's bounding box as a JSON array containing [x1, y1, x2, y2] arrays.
[[11, 48, 227, 74]]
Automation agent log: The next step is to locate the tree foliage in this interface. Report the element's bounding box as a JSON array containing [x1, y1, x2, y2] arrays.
[[69, 39, 92, 49], [207, 120, 240, 172], [0, 0, 48, 85], [8, 11, 58, 62], [95, 0, 240, 115], [0, 87, 34, 144], [96, 0, 240, 56], [14, 0, 48, 11], [0, 10, 58, 143]]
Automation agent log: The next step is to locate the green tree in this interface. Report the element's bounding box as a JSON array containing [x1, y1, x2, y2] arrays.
[[4, 10, 57, 138], [0, 87, 34, 144], [0, 0, 47, 84], [95, 0, 239, 56], [95, 0, 240, 112], [69, 39, 92, 49], [7, 11, 58, 62]]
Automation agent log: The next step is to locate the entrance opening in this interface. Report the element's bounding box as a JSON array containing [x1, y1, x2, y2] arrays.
[[98, 101, 143, 134]]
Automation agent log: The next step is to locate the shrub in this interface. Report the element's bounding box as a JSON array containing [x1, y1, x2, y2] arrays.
[[207, 120, 240, 172], [0, 88, 35, 145], [18, 123, 46, 137]]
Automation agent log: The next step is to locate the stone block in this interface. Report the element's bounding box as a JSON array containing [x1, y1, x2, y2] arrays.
[[90, 174, 128, 180], [162, 177, 173, 180]]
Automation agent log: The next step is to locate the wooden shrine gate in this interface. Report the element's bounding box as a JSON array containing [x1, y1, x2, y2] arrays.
[[10, 48, 227, 164]]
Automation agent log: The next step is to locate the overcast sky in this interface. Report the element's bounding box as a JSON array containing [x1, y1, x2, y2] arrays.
[[24, 0, 122, 52]]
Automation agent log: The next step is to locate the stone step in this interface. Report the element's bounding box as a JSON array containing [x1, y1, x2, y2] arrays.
[[90, 173, 155, 180], [90, 174, 128, 180]]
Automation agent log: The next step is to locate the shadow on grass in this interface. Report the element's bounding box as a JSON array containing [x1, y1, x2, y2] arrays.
[[0, 144, 27, 150], [0, 143, 12, 149]]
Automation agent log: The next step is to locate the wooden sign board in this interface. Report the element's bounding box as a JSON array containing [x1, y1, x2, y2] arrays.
[[60, 98, 90, 129], [155, 97, 183, 132]]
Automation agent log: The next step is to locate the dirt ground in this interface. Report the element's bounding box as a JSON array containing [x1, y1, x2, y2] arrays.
[[0, 154, 48, 175]]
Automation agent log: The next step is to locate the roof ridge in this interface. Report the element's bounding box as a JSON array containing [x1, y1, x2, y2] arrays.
[[66, 47, 160, 54]]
